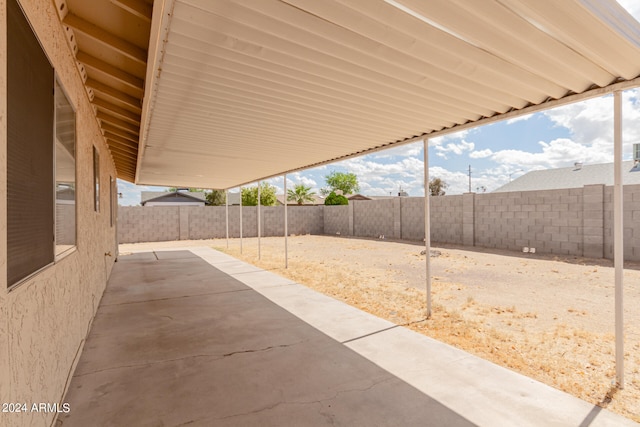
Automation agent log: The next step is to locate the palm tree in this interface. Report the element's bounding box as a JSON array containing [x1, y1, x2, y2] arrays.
[[287, 184, 316, 205]]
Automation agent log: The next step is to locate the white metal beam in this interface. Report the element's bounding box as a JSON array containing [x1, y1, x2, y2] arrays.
[[258, 181, 261, 260], [613, 90, 624, 388], [423, 138, 432, 318], [225, 189, 229, 249], [284, 174, 288, 269]]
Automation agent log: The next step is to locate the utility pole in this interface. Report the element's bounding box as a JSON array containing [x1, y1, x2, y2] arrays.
[[468, 165, 471, 193]]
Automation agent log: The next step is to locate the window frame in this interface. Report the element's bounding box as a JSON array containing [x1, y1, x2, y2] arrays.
[[110, 176, 115, 227], [54, 77, 78, 259], [93, 146, 100, 213]]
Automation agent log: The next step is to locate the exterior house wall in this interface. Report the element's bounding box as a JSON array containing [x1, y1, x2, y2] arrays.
[[1, 2, 118, 426]]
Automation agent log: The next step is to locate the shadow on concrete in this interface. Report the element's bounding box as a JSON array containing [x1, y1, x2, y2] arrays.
[[60, 250, 476, 426]]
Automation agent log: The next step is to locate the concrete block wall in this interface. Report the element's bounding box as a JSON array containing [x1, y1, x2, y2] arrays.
[[119, 185, 640, 260], [119, 205, 325, 243], [119, 206, 180, 243], [475, 189, 584, 255], [352, 198, 397, 238], [462, 193, 475, 246], [604, 184, 640, 259], [187, 206, 226, 240], [430, 195, 464, 244], [400, 197, 425, 241], [287, 206, 325, 235], [323, 197, 463, 244], [584, 185, 604, 258], [323, 205, 351, 236]]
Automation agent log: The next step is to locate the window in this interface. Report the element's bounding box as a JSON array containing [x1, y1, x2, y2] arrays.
[[94, 147, 100, 212], [7, 0, 78, 287], [7, 0, 55, 287], [55, 80, 76, 256]]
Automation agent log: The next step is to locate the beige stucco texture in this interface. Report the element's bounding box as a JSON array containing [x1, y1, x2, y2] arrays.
[[0, 1, 118, 426]]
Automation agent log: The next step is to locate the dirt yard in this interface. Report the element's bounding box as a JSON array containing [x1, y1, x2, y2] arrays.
[[204, 235, 639, 422], [120, 235, 639, 420]]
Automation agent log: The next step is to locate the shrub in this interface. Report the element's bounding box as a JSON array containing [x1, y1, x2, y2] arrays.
[[324, 191, 349, 205]]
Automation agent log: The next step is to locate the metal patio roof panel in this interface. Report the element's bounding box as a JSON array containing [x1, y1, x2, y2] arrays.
[[136, 0, 640, 189]]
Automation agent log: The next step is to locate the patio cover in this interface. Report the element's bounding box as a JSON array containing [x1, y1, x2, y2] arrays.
[[136, 0, 640, 189]]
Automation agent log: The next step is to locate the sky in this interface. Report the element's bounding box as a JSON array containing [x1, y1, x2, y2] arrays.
[[117, 1, 640, 206]]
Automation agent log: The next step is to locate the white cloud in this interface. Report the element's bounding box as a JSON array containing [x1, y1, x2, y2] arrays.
[[469, 149, 493, 159], [474, 90, 640, 175], [288, 172, 317, 188], [428, 166, 470, 195], [116, 180, 167, 206], [372, 141, 423, 159], [541, 90, 640, 162], [434, 139, 475, 159], [488, 138, 608, 169], [430, 129, 470, 146], [618, 0, 640, 21], [506, 112, 534, 124]]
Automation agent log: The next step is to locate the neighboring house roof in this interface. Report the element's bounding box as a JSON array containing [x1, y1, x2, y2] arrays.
[[348, 194, 372, 201], [494, 161, 640, 193], [141, 191, 208, 206]]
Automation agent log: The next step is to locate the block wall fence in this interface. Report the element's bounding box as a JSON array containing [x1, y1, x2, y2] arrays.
[[118, 184, 640, 261]]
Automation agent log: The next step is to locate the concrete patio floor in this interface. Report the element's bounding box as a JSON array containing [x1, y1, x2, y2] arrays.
[[58, 247, 636, 426]]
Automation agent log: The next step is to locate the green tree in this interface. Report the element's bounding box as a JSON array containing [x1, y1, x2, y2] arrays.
[[324, 191, 349, 205], [321, 171, 359, 196], [287, 184, 316, 205], [241, 183, 277, 206], [205, 189, 226, 206], [428, 178, 448, 196]]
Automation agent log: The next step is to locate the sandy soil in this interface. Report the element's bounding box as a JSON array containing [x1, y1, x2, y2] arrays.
[[121, 236, 640, 421]]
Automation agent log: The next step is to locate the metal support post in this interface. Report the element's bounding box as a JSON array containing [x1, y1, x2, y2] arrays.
[[614, 90, 624, 388], [284, 174, 289, 269], [225, 189, 229, 248], [258, 181, 261, 260], [424, 139, 432, 318]]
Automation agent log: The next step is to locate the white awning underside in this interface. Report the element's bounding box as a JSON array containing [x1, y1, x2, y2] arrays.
[[137, 0, 640, 189]]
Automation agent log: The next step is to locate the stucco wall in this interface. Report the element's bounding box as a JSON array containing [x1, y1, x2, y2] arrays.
[[1, 2, 118, 426]]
